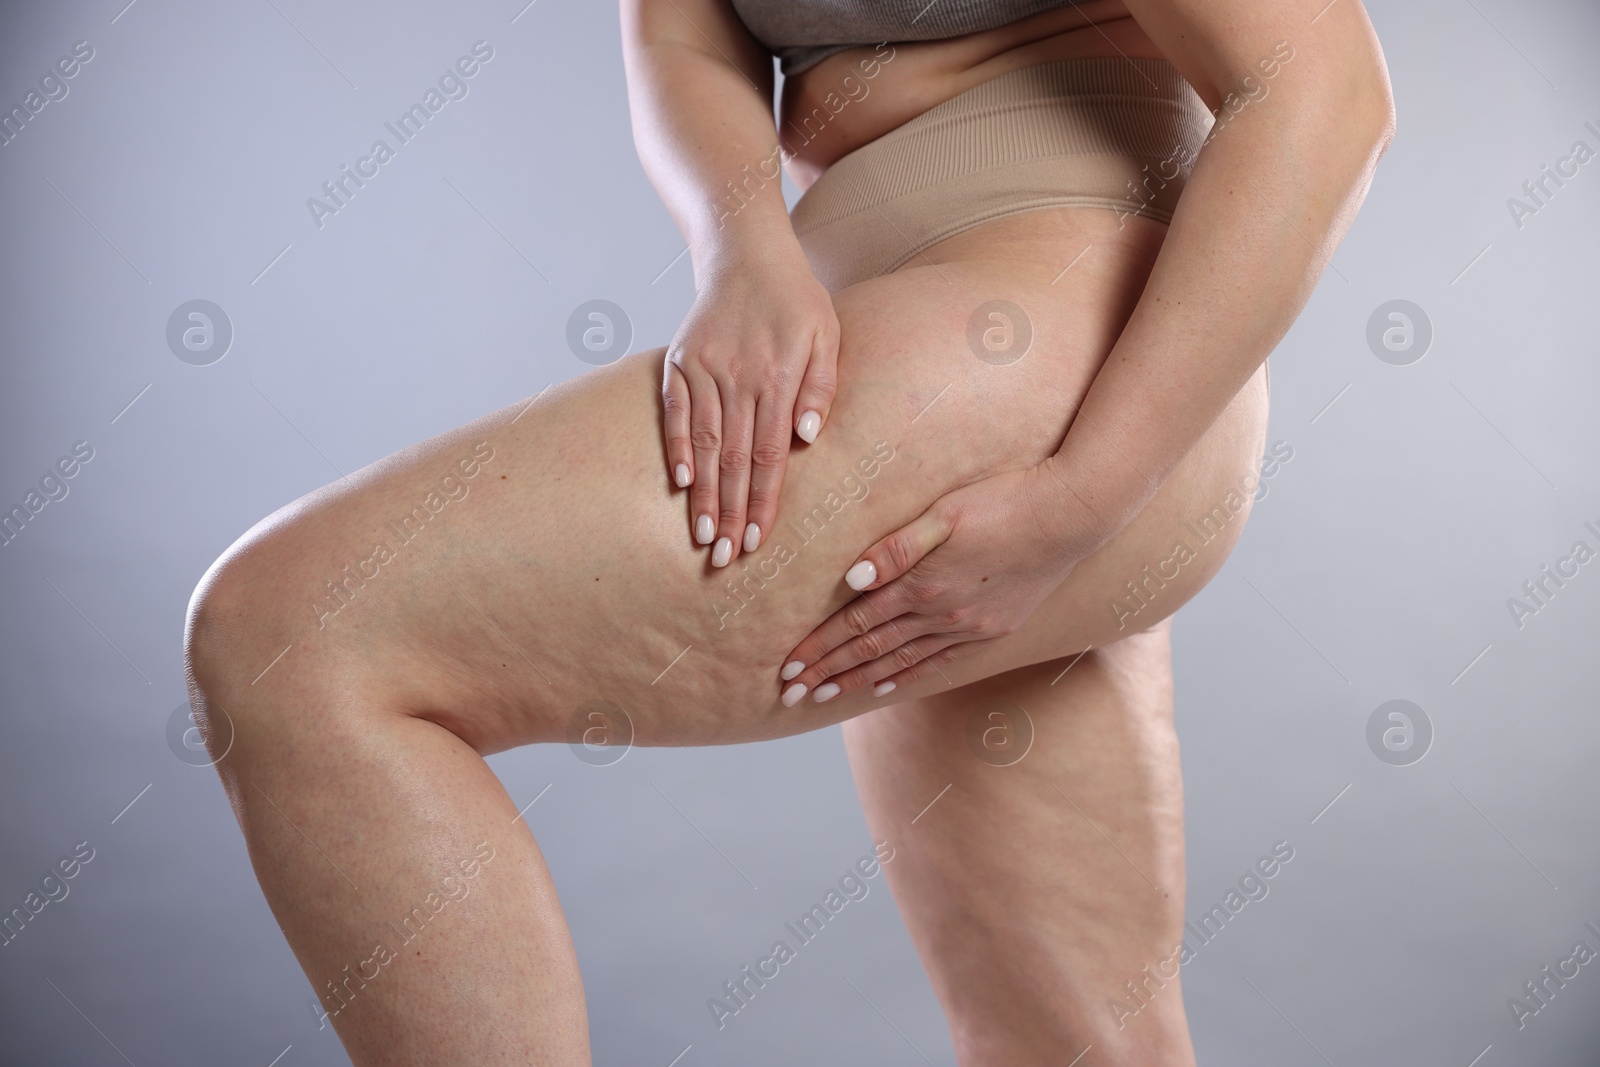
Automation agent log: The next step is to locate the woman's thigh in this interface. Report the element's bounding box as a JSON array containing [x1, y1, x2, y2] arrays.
[[190, 209, 1266, 752]]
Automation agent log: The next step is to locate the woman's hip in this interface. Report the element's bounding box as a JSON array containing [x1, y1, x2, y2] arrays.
[[790, 57, 1215, 293]]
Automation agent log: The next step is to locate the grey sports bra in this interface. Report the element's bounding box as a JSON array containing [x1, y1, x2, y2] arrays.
[[729, 0, 1085, 76]]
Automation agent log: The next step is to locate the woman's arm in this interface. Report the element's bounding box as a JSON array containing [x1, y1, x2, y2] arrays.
[[1033, 0, 1396, 553], [620, 0, 786, 272], [621, 0, 840, 567]]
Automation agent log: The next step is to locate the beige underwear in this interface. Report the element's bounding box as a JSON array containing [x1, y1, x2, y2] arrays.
[[790, 58, 1215, 292]]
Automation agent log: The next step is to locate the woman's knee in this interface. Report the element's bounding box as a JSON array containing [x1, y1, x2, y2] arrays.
[[185, 519, 292, 710], [184, 501, 395, 747]]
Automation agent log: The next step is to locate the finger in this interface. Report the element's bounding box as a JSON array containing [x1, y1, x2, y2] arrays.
[[742, 390, 790, 557], [788, 611, 941, 705], [793, 319, 839, 445], [687, 370, 723, 549], [839, 499, 955, 593], [778, 580, 920, 703], [661, 358, 693, 491], [843, 635, 986, 702], [713, 384, 757, 568]]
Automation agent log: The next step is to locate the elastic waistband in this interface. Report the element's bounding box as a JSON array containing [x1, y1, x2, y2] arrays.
[[790, 58, 1214, 290]]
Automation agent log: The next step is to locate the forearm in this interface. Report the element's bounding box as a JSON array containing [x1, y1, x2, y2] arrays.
[[1036, 20, 1395, 554], [620, 4, 800, 279]]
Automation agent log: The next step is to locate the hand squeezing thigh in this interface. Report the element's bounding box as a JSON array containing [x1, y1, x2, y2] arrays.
[[661, 237, 840, 568]]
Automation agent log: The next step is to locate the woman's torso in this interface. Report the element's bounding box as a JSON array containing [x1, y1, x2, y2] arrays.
[[764, 0, 1170, 191]]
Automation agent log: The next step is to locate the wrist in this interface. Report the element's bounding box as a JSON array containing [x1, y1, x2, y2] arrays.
[[692, 205, 806, 281]]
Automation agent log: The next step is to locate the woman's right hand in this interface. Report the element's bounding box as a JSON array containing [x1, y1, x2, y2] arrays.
[[664, 241, 839, 568]]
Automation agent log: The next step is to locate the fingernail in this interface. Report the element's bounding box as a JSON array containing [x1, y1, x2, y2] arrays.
[[844, 560, 877, 591], [744, 522, 761, 552], [812, 682, 840, 703], [695, 514, 714, 545], [874, 681, 897, 697], [712, 537, 733, 567], [675, 463, 691, 488], [781, 683, 807, 707], [781, 660, 805, 681], [796, 409, 822, 444]]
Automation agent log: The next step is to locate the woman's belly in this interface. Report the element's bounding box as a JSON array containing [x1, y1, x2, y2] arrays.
[[780, 0, 1169, 190]]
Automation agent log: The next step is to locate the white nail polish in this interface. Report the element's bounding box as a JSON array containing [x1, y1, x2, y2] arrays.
[[712, 537, 733, 567], [796, 409, 822, 444], [812, 682, 841, 703], [675, 463, 691, 488], [744, 522, 760, 552], [695, 514, 714, 545], [781, 683, 807, 707], [874, 681, 897, 697], [781, 660, 805, 681], [844, 560, 877, 591]]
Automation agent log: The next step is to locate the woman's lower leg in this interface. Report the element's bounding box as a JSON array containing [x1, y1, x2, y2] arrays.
[[185, 602, 590, 1066], [841, 621, 1195, 1066]]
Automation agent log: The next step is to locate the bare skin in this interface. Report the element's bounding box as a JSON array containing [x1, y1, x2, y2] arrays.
[[187, 0, 1392, 1062], [843, 623, 1190, 1064], [188, 207, 1263, 1062], [780, 1, 1173, 188]]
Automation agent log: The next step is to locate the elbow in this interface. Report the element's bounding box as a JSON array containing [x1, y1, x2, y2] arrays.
[[1318, 61, 1396, 178], [1333, 90, 1395, 200], [1361, 79, 1397, 162], [1309, 19, 1398, 168], [1375, 102, 1397, 159], [1351, 36, 1398, 161]]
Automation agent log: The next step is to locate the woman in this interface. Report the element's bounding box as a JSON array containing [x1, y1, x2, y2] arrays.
[[184, 0, 1393, 1061]]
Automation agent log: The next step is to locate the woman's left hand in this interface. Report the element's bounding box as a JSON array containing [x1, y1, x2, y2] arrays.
[[778, 464, 1088, 706]]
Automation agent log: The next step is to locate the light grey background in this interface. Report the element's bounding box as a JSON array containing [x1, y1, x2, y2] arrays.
[[2, 0, 1598, 1064]]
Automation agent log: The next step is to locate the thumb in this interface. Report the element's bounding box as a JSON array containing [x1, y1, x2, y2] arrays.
[[843, 498, 956, 591], [793, 318, 839, 445]]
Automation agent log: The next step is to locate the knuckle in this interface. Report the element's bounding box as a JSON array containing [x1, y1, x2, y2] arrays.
[[851, 630, 886, 661], [763, 366, 796, 395], [689, 426, 721, 452], [806, 364, 838, 398], [892, 662, 925, 687], [841, 667, 878, 694], [750, 438, 788, 471], [730, 356, 755, 382], [891, 643, 925, 670], [973, 612, 1009, 637], [883, 533, 919, 576], [843, 604, 876, 638], [724, 359, 762, 393], [718, 443, 750, 474]]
